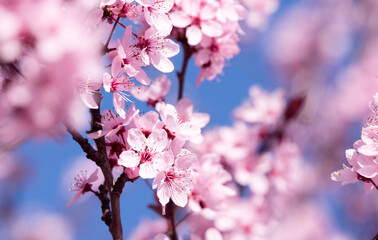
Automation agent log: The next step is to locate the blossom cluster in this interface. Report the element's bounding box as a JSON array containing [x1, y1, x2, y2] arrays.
[[0, 0, 103, 148], [125, 86, 311, 239], [169, 0, 245, 85], [332, 93, 378, 193]]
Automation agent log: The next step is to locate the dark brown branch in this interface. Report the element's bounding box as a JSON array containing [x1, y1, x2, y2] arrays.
[[88, 94, 124, 240], [113, 172, 134, 196], [176, 38, 192, 101], [166, 201, 178, 240], [104, 16, 120, 53], [98, 184, 112, 227], [67, 92, 124, 240], [65, 123, 105, 166]]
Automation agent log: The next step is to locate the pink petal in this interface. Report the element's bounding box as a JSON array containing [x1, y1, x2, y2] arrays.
[[151, 75, 171, 97], [357, 166, 378, 178], [191, 113, 210, 128], [138, 111, 159, 131], [131, 85, 149, 101], [152, 171, 165, 189], [147, 129, 168, 152], [127, 128, 147, 152], [154, 0, 174, 13], [186, 25, 202, 46], [205, 228, 223, 240], [157, 183, 172, 206], [121, 26, 132, 48], [150, 54, 174, 73], [177, 98, 193, 120], [176, 152, 196, 169], [170, 11, 191, 28], [150, 11, 172, 34], [358, 144, 378, 156], [201, 20, 223, 37], [111, 57, 123, 77], [171, 186, 188, 207], [80, 91, 98, 109], [113, 93, 126, 119], [119, 150, 140, 168], [160, 39, 180, 57], [87, 169, 100, 183], [134, 68, 150, 85], [140, 48, 150, 65], [103, 72, 112, 92], [66, 192, 82, 207], [124, 64, 140, 77], [139, 161, 158, 179]]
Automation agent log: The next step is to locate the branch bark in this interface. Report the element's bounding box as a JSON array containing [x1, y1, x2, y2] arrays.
[[176, 38, 192, 101], [66, 92, 124, 240]]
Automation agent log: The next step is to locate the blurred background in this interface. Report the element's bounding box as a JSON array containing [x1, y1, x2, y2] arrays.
[[0, 0, 377, 239]]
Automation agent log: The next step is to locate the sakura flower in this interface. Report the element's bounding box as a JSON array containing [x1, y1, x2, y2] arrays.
[[87, 104, 138, 140], [66, 169, 99, 207], [131, 75, 171, 107], [331, 149, 360, 186], [133, 111, 161, 136], [137, 27, 180, 73], [75, 77, 102, 109], [194, 33, 240, 86], [152, 150, 197, 211], [103, 57, 135, 118], [189, 154, 235, 214], [118, 128, 168, 178], [173, 0, 223, 46], [115, 26, 150, 85], [234, 86, 285, 126], [139, 0, 174, 34], [157, 99, 209, 143]]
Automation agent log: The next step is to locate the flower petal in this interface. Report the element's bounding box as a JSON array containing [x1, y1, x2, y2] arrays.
[[119, 150, 140, 168]]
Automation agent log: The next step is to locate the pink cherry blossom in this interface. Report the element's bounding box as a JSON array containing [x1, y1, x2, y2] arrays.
[[137, 27, 180, 73], [152, 150, 197, 211], [131, 75, 171, 107], [115, 25, 150, 85], [118, 128, 168, 178], [87, 104, 138, 140], [103, 57, 135, 118], [75, 77, 102, 109], [156, 99, 209, 143], [233, 86, 285, 126], [189, 154, 235, 214], [139, 0, 174, 34], [66, 169, 99, 207], [172, 0, 223, 46]]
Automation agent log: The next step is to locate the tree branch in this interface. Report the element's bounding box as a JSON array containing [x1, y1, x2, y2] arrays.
[[88, 94, 124, 240], [176, 38, 192, 101]]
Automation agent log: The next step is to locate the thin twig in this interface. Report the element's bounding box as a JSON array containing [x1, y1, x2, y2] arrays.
[[104, 16, 120, 51], [88, 94, 124, 240], [176, 38, 192, 101], [166, 201, 178, 240]]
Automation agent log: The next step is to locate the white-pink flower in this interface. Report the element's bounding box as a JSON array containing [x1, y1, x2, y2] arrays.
[[152, 150, 197, 211], [234, 86, 285, 126], [87, 104, 138, 140], [131, 75, 171, 107], [115, 26, 150, 85], [118, 128, 168, 178], [103, 57, 135, 118], [137, 27, 180, 73], [66, 169, 99, 207], [139, 0, 174, 34]]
